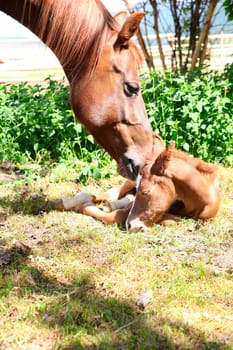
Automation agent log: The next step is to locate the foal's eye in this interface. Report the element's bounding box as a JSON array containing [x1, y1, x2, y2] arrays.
[[123, 82, 140, 97]]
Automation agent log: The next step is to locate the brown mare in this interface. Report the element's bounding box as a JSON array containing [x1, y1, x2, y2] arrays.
[[56, 138, 220, 231], [0, 0, 153, 180]]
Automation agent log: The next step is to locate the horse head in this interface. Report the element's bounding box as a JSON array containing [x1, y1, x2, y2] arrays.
[[0, 0, 153, 181], [70, 11, 153, 180]]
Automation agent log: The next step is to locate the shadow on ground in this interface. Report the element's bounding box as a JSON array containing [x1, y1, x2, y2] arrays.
[[0, 245, 230, 350]]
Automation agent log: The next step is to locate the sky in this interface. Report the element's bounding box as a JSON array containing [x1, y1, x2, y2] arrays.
[[0, 1, 138, 38]]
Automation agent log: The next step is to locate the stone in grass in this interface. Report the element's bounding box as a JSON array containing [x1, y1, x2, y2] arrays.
[[136, 289, 153, 309]]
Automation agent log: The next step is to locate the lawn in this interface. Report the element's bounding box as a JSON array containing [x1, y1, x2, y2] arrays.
[[0, 68, 65, 82], [0, 161, 232, 350]]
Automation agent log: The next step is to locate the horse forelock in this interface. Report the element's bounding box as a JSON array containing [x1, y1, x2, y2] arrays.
[[34, 0, 118, 81]]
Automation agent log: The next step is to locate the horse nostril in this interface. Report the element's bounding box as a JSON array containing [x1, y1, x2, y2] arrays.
[[126, 221, 140, 233], [125, 218, 131, 231], [128, 159, 139, 177], [120, 156, 140, 180]]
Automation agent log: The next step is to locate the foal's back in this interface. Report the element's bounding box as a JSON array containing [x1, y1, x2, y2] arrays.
[[162, 144, 221, 219]]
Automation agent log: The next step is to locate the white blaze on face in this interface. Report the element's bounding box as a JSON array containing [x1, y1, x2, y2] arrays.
[[136, 173, 142, 190], [126, 173, 148, 232], [126, 216, 150, 232]]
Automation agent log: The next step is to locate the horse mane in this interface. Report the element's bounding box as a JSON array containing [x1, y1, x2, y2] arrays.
[[152, 142, 218, 176], [30, 0, 119, 81]]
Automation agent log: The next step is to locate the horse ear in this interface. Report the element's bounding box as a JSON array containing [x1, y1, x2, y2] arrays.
[[168, 141, 176, 150], [114, 11, 127, 28], [114, 12, 145, 50]]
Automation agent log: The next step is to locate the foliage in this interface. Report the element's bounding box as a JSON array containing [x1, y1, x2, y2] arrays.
[[141, 64, 233, 165], [125, 0, 219, 71], [223, 0, 233, 21], [0, 78, 100, 162], [0, 69, 232, 174], [0, 78, 116, 183]]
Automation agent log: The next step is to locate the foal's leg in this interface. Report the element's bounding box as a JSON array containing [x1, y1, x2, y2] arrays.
[[94, 179, 135, 202], [159, 213, 181, 226], [77, 202, 132, 225]]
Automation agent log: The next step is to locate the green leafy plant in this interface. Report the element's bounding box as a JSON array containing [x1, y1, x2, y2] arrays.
[[0, 79, 101, 163], [141, 67, 233, 166], [0, 70, 232, 173]]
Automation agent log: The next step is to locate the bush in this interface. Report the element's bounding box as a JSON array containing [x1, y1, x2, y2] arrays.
[[0, 69, 232, 167], [0, 78, 100, 163], [141, 66, 233, 166]]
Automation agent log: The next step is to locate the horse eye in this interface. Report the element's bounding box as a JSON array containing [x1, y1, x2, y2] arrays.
[[123, 82, 140, 97]]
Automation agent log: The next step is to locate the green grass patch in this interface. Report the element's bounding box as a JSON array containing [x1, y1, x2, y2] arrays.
[[0, 163, 232, 349]]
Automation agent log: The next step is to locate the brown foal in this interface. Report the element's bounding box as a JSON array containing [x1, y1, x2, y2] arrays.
[[56, 137, 221, 231]]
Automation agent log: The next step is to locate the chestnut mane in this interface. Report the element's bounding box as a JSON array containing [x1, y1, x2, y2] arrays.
[[153, 142, 218, 176], [26, 0, 119, 80]]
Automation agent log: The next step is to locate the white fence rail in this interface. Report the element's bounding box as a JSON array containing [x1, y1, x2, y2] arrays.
[[0, 32, 232, 80], [139, 32, 233, 70]]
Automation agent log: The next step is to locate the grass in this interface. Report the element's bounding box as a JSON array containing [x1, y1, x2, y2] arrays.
[[0, 161, 232, 350], [0, 68, 65, 82]]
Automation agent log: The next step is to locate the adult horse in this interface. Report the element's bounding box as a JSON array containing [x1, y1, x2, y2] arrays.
[[0, 0, 153, 180]]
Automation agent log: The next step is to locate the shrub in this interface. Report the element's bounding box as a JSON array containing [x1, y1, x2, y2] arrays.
[[0, 69, 232, 168], [0, 79, 100, 163], [141, 67, 233, 166]]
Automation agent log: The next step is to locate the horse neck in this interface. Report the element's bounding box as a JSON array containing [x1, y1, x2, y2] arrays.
[[0, 0, 117, 82], [0, 1, 44, 40]]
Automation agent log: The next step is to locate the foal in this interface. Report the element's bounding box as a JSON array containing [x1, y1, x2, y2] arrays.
[[56, 140, 221, 231], [126, 141, 221, 231]]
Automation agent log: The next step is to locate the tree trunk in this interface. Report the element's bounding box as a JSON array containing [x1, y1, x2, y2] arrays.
[[183, 0, 201, 70], [169, 0, 183, 70], [149, 0, 167, 70], [190, 0, 218, 69]]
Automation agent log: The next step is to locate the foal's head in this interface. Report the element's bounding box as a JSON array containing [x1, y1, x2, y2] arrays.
[[70, 11, 153, 180], [126, 135, 174, 230], [126, 153, 176, 231]]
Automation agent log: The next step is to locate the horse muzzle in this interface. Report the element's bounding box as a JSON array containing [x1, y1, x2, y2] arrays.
[[118, 156, 141, 180], [126, 217, 150, 232]]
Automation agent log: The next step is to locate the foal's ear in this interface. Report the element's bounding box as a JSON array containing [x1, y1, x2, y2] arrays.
[[114, 12, 145, 50]]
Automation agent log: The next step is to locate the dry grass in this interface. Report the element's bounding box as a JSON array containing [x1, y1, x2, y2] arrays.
[[0, 163, 232, 350]]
